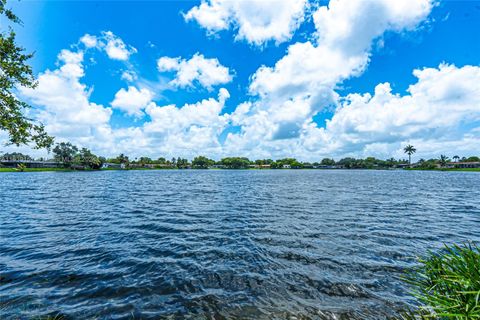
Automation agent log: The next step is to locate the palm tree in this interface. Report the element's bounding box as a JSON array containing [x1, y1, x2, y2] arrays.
[[16, 163, 26, 172], [453, 155, 460, 163], [439, 155, 449, 167], [404, 144, 417, 165]]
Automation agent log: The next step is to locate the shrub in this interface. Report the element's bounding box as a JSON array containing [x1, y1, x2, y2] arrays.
[[400, 242, 480, 319]]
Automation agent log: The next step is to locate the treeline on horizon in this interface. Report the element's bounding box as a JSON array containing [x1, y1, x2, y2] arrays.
[[1, 142, 480, 170]]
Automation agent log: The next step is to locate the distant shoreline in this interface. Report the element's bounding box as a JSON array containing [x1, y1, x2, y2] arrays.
[[1, 167, 479, 173]]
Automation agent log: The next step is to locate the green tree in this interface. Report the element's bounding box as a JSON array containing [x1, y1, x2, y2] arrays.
[[403, 144, 416, 165], [254, 159, 273, 166], [465, 156, 480, 162], [138, 156, 152, 165], [453, 155, 460, 163], [192, 156, 214, 169], [270, 161, 280, 169], [439, 154, 449, 167], [418, 158, 437, 170], [176, 157, 189, 169], [290, 160, 303, 169], [116, 153, 129, 165], [220, 157, 251, 169], [320, 158, 336, 166], [337, 157, 357, 169], [0, 1, 53, 149], [275, 158, 300, 168], [75, 148, 102, 169], [386, 157, 397, 167], [0, 151, 32, 160], [52, 142, 78, 165]]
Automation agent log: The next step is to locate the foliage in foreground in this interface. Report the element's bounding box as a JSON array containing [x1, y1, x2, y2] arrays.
[[400, 242, 480, 319], [1, 0, 54, 149]]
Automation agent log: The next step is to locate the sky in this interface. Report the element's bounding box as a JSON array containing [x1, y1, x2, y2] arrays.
[[1, 0, 480, 161]]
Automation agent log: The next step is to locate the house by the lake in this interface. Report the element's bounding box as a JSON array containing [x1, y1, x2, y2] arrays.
[[0, 160, 61, 168], [446, 162, 480, 169], [101, 163, 126, 169], [250, 164, 271, 169], [209, 164, 226, 169]]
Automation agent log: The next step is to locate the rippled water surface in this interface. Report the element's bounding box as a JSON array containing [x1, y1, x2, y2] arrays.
[[1, 170, 479, 319]]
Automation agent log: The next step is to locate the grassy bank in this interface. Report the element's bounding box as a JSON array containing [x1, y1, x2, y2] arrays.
[[0, 167, 73, 172], [2, 167, 479, 173], [0, 167, 179, 173], [406, 167, 480, 172]]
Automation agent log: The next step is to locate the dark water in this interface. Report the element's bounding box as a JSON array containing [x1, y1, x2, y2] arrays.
[[1, 170, 479, 319]]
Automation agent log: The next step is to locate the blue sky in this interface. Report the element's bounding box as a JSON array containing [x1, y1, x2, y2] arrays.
[[2, 0, 480, 160]]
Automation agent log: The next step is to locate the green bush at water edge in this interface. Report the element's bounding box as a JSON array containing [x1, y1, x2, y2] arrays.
[[399, 242, 480, 319]]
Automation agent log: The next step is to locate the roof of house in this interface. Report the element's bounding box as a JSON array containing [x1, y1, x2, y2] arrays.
[[448, 162, 480, 165]]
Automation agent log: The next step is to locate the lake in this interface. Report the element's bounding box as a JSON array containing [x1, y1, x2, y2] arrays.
[[1, 170, 479, 319]]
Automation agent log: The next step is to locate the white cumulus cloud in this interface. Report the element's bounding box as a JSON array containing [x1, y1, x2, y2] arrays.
[[111, 86, 154, 117], [102, 31, 137, 61], [157, 53, 232, 90], [140, 88, 230, 156], [121, 70, 137, 82], [184, 0, 308, 46], [223, 0, 435, 159], [79, 31, 136, 61], [299, 64, 480, 159], [18, 48, 114, 152], [79, 34, 98, 48]]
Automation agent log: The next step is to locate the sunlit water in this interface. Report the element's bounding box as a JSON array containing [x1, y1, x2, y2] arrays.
[[1, 170, 479, 319]]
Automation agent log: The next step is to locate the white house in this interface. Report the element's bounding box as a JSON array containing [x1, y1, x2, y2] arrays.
[[102, 163, 125, 169]]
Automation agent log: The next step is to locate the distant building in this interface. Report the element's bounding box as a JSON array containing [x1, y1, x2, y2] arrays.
[[0, 160, 60, 168], [209, 164, 226, 169], [447, 162, 480, 169], [316, 165, 337, 169], [252, 164, 271, 169], [282, 164, 291, 169], [102, 163, 125, 169]]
